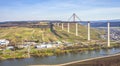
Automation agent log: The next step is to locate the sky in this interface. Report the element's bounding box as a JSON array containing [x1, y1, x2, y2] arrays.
[[0, 0, 120, 22]]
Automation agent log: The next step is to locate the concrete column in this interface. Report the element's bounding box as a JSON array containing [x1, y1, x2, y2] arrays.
[[107, 22, 110, 47], [88, 21, 90, 41], [54, 23, 56, 26], [76, 23, 78, 36], [68, 23, 70, 32], [53, 23, 56, 30], [56, 23, 57, 25], [55, 23, 57, 26], [57, 23, 59, 26], [62, 23, 64, 30]]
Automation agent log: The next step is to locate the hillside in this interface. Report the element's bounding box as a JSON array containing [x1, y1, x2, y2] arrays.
[[0, 23, 105, 44]]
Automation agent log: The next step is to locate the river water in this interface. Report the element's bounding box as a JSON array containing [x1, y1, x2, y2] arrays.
[[0, 47, 120, 66]]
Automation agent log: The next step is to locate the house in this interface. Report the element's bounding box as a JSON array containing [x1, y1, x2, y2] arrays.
[[0, 39, 9, 46], [56, 41, 62, 44], [46, 44, 52, 48], [24, 41, 37, 46], [23, 40, 38, 46], [6, 46, 14, 50], [35, 44, 53, 49], [17, 44, 29, 49]]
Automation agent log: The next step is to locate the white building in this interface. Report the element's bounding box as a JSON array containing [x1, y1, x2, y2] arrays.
[[17, 44, 29, 49], [6, 46, 14, 50], [46, 44, 52, 48], [35, 44, 53, 49], [0, 39, 9, 46]]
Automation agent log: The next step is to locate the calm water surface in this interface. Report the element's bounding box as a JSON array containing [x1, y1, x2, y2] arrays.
[[0, 47, 120, 66]]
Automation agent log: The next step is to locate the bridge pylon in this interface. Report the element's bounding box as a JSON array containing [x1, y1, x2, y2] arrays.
[[68, 13, 81, 36]]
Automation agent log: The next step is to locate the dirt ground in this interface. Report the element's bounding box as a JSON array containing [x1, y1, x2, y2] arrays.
[[62, 54, 120, 66]]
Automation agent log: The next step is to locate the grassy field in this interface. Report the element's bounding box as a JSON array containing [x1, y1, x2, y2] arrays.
[[0, 23, 105, 44]]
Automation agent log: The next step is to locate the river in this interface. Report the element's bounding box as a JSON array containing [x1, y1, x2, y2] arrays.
[[0, 47, 120, 66]]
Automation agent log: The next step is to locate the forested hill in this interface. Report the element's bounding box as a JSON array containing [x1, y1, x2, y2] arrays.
[[90, 22, 120, 27]]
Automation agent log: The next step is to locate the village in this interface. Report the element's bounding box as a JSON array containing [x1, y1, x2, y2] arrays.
[[0, 39, 106, 51], [0, 39, 76, 51]]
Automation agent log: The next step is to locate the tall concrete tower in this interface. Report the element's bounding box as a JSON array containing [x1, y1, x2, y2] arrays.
[[88, 21, 90, 41], [107, 22, 110, 47], [62, 23, 64, 30], [68, 13, 81, 36], [76, 23, 78, 36], [73, 13, 78, 36], [67, 23, 70, 33], [57, 23, 59, 26]]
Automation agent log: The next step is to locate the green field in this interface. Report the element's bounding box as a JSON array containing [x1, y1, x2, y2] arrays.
[[0, 23, 105, 44]]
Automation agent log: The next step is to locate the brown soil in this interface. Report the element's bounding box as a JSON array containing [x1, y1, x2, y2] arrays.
[[62, 54, 120, 66]]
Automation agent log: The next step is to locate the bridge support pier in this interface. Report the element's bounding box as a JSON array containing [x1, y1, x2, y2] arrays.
[[107, 22, 110, 47], [57, 23, 59, 26], [55, 23, 57, 26], [76, 23, 78, 36], [68, 23, 70, 33], [62, 23, 64, 30], [88, 21, 90, 41]]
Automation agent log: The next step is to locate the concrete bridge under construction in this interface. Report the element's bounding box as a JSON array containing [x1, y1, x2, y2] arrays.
[[51, 13, 111, 47]]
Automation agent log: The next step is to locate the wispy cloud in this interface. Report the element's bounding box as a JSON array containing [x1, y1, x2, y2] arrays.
[[79, 7, 120, 20], [0, 0, 120, 21]]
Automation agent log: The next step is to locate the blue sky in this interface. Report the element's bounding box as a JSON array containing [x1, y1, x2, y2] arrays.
[[0, 0, 120, 21]]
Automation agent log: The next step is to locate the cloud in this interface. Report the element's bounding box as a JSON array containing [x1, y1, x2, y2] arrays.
[[0, 0, 120, 21], [77, 7, 120, 20]]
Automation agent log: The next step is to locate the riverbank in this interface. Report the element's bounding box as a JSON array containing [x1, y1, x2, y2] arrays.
[[60, 53, 120, 66], [0, 43, 120, 60], [30, 53, 120, 66]]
